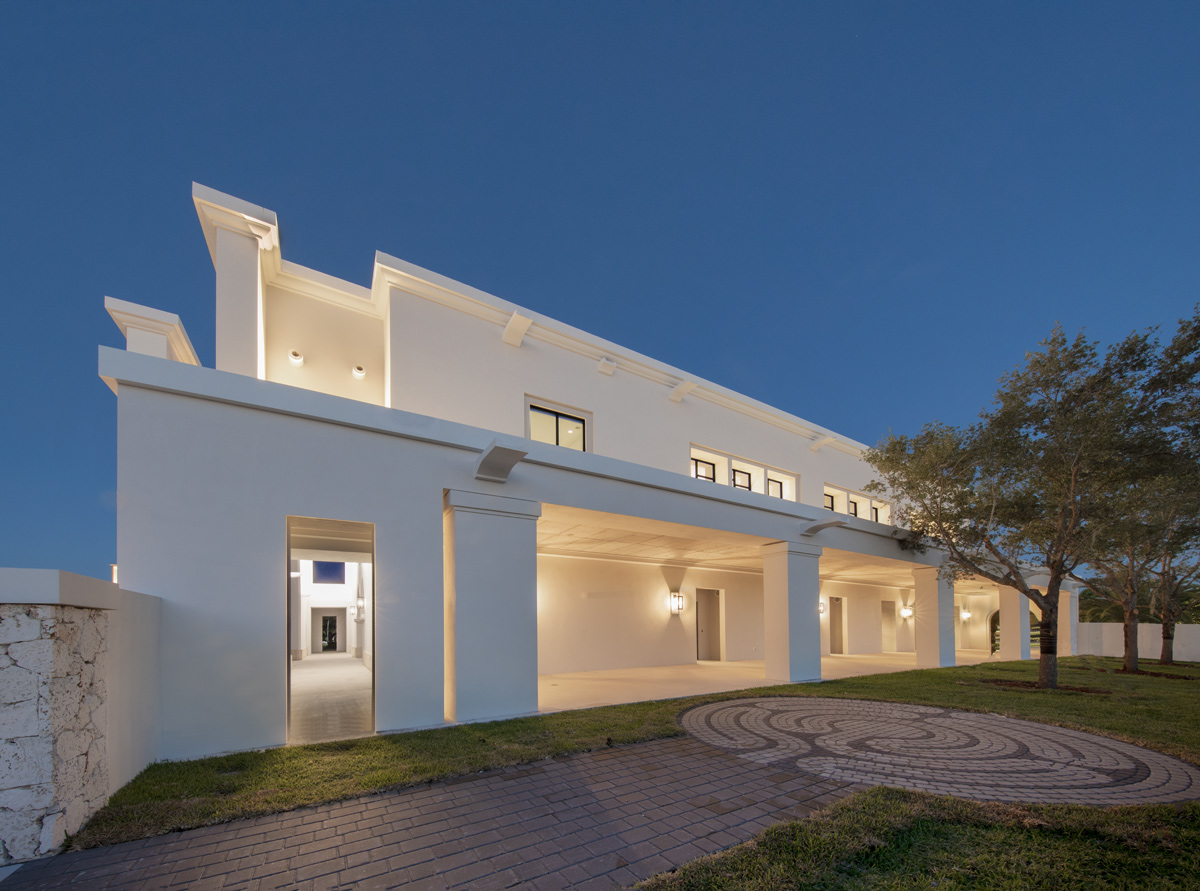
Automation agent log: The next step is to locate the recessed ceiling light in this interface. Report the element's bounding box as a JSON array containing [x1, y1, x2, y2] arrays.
[[288, 349, 304, 367], [352, 365, 366, 379]]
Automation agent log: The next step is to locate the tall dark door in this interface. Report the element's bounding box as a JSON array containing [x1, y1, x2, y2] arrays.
[[322, 615, 338, 652]]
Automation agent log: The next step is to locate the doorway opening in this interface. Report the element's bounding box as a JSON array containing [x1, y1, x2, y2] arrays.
[[286, 516, 375, 745], [696, 588, 724, 661], [829, 596, 845, 654]]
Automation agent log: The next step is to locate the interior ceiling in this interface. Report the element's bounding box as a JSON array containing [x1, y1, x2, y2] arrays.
[[288, 517, 374, 553], [538, 504, 998, 593]]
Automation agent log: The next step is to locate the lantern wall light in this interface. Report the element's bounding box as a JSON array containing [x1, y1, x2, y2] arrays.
[[670, 592, 684, 614], [818, 601, 826, 615], [960, 609, 972, 621], [899, 605, 914, 619]]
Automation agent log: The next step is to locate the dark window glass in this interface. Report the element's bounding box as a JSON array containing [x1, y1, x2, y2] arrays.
[[823, 493, 835, 510], [732, 469, 752, 490], [692, 458, 716, 482], [767, 478, 783, 498], [313, 561, 345, 584]]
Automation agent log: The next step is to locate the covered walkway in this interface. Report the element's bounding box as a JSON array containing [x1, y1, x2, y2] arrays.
[[538, 649, 994, 713]]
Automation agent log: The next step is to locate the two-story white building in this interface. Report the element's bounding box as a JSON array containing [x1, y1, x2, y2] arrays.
[[95, 184, 1078, 762]]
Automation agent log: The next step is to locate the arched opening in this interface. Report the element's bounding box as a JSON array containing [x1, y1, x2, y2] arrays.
[[987, 608, 1040, 654]]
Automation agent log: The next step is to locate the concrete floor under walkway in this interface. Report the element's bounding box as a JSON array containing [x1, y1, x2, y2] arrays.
[[289, 652, 373, 744], [538, 649, 994, 713]]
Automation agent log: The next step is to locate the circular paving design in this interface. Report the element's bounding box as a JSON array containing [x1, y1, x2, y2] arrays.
[[681, 697, 1200, 805]]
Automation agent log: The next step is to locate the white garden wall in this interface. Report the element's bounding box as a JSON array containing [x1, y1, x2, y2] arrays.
[[1077, 622, 1199, 662]]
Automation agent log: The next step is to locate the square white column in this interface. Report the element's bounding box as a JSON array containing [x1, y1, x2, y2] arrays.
[[1059, 585, 1078, 656], [912, 566, 955, 668], [214, 225, 265, 378], [443, 490, 541, 724], [998, 585, 1031, 661], [761, 541, 822, 683]]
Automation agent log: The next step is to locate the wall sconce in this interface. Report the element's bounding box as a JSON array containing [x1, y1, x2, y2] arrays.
[[357, 597, 365, 613], [352, 364, 366, 379], [670, 592, 684, 614], [960, 609, 972, 621], [899, 605, 914, 619], [288, 349, 304, 367], [819, 601, 826, 614]]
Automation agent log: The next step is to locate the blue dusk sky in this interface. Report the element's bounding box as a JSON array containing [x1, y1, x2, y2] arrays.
[[1, 2, 1197, 579]]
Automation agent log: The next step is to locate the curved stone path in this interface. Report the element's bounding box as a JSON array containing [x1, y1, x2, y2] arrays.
[[681, 697, 1200, 805]]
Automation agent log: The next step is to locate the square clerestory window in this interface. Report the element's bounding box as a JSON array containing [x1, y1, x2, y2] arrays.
[[529, 403, 588, 451], [732, 469, 752, 491], [692, 458, 717, 482]]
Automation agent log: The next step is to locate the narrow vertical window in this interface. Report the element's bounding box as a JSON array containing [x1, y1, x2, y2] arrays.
[[692, 458, 717, 482], [732, 469, 752, 490], [871, 506, 880, 523], [767, 478, 783, 498], [823, 493, 835, 511], [848, 500, 859, 517]]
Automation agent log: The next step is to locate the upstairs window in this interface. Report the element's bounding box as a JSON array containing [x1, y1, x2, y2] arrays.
[[823, 493, 836, 510], [767, 478, 784, 499], [529, 404, 587, 451], [692, 458, 717, 482], [732, 469, 752, 491], [848, 500, 859, 518], [871, 505, 879, 523]]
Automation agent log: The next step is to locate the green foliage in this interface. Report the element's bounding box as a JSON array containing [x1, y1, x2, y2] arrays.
[[866, 308, 1200, 682]]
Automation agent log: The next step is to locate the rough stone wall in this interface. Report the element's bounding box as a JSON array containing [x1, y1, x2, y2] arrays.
[[0, 605, 109, 863]]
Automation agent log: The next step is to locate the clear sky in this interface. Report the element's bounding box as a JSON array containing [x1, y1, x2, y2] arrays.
[[1, 2, 1197, 579]]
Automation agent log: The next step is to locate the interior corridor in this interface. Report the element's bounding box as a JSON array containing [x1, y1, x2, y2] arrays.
[[289, 652, 373, 744]]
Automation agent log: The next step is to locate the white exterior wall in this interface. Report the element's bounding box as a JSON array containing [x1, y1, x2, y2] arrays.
[[386, 291, 874, 507], [117, 385, 448, 760], [1077, 622, 1200, 662], [536, 556, 763, 674]]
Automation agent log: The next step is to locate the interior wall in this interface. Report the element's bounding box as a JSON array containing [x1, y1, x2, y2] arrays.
[[536, 555, 763, 674], [823, 581, 896, 655]]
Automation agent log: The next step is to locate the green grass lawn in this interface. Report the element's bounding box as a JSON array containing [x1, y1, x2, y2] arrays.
[[638, 787, 1200, 890], [70, 656, 1200, 855]]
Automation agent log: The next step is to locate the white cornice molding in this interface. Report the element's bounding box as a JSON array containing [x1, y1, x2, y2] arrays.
[[370, 252, 866, 455], [105, 296, 200, 366], [269, 259, 382, 318], [192, 183, 279, 265]]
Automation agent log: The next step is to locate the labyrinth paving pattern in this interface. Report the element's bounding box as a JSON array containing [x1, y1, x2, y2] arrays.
[[682, 697, 1200, 805]]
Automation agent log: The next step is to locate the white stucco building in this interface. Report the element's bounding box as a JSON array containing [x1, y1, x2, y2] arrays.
[[111, 186, 1085, 754]]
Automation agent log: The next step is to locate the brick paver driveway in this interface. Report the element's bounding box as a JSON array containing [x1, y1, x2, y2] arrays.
[[0, 737, 856, 890], [5, 697, 1197, 890]]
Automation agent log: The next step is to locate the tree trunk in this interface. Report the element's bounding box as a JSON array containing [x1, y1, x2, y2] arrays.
[[1037, 605, 1058, 689], [1160, 618, 1176, 665], [1122, 606, 1139, 673]]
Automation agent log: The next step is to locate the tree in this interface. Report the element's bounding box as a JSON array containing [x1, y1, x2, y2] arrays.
[[1143, 307, 1200, 664], [867, 326, 1156, 689]]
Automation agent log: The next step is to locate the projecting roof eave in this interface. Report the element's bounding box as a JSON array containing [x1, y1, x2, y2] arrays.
[[371, 250, 868, 456]]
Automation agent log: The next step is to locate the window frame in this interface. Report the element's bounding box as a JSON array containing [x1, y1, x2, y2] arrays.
[[524, 396, 592, 452], [732, 469, 752, 491], [823, 493, 836, 511], [767, 478, 784, 499], [692, 458, 717, 482]]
